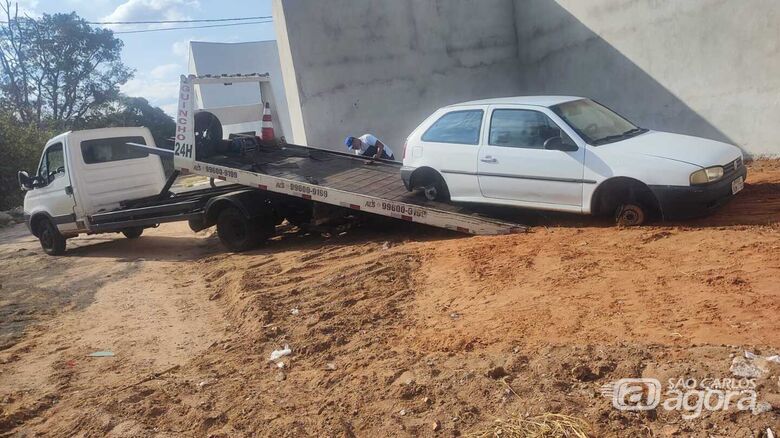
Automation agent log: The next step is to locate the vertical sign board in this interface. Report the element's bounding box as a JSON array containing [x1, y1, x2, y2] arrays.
[[174, 76, 196, 170]]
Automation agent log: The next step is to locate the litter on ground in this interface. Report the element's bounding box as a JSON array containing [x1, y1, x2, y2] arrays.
[[269, 345, 291, 361]]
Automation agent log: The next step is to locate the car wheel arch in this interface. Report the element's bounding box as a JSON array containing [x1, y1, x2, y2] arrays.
[[590, 177, 662, 217], [409, 167, 447, 190]]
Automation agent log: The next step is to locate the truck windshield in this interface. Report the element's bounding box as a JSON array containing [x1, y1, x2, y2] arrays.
[[551, 99, 646, 145]]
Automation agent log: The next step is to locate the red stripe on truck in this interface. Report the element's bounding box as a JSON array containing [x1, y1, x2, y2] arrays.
[[456, 226, 470, 233], [349, 204, 360, 210], [302, 194, 312, 200], [401, 215, 413, 221], [258, 184, 267, 190], [217, 176, 226, 181]]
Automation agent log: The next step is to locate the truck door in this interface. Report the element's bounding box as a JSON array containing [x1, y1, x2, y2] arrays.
[[26, 142, 78, 232], [477, 106, 585, 207]]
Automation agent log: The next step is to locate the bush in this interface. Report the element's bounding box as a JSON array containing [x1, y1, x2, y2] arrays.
[[0, 111, 51, 210]]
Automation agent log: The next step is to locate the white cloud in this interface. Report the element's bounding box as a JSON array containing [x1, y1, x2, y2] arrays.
[[120, 74, 179, 115], [172, 39, 191, 62], [102, 0, 200, 31], [5, 0, 40, 17], [160, 102, 179, 115], [150, 63, 183, 79]]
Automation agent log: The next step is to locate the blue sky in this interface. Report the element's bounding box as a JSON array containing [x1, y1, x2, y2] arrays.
[[17, 0, 276, 114]]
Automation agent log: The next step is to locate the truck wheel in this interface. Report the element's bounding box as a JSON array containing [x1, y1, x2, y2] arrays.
[[122, 227, 144, 239], [615, 203, 646, 227], [39, 219, 66, 255], [216, 207, 260, 252], [188, 217, 207, 232]]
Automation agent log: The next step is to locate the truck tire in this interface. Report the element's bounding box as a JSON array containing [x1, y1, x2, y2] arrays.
[[188, 217, 207, 232], [216, 207, 261, 252], [122, 227, 144, 239], [39, 219, 66, 256]]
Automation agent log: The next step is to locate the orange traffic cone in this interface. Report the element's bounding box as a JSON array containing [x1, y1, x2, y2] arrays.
[[261, 102, 275, 141]]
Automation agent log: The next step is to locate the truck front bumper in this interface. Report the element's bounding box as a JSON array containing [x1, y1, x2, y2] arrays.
[[649, 166, 747, 220]]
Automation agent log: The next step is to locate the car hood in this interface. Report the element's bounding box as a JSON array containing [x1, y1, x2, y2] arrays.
[[598, 131, 741, 167]]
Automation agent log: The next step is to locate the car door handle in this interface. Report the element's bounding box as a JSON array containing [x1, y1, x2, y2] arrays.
[[480, 157, 497, 163]]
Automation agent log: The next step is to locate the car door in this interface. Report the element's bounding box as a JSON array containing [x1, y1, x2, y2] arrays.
[[477, 106, 586, 207], [26, 142, 78, 232]]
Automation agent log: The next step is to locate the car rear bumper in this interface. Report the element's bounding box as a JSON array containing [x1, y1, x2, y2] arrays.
[[401, 166, 415, 191], [649, 166, 747, 220]]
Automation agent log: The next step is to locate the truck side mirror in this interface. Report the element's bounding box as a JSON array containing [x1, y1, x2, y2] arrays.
[[544, 136, 578, 152], [17, 170, 33, 191]]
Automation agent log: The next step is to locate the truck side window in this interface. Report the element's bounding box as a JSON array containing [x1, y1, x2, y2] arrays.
[[422, 110, 483, 145], [38, 143, 65, 184], [81, 136, 148, 164], [489, 109, 572, 149]]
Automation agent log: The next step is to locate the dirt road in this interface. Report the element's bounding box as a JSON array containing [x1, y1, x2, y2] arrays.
[[1, 160, 779, 437]]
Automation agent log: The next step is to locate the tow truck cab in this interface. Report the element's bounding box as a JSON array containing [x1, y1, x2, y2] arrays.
[[18, 127, 167, 252]]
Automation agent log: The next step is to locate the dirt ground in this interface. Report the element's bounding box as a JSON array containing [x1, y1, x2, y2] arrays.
[[1, 160, 779, 437]]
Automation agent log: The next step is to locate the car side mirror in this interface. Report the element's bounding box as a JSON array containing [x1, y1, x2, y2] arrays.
[[544, 136, 578, 152], [17, 170, 34, 191]]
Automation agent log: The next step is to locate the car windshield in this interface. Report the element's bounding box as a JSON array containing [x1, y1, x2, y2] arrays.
[[551, 99, 646, 145]]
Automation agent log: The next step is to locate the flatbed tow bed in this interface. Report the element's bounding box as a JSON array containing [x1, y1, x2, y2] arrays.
[[193, 141, 527, 235], [167, 74, 527, 239]]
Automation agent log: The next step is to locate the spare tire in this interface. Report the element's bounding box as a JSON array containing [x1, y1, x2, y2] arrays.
[[194, 111, 223, 160]]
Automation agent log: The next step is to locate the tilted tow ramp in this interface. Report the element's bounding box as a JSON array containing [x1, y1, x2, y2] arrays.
[[172, 74, 526, 236]]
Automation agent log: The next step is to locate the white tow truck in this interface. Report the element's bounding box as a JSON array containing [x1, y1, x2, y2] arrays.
[[18, 74, 525, 255]]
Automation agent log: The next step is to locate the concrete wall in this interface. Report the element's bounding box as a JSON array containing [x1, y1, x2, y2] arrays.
[[273, 0, 524, 153], [514, 0, 780, 157], [275, 0, 780, 157]]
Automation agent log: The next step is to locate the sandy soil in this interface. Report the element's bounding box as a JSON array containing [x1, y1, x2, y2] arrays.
[[1, 160, 779, 437]]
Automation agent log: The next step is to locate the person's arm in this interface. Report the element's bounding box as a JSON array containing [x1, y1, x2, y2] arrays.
[[373, 140, 386, 159]]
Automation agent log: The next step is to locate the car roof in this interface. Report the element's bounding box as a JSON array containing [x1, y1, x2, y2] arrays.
[[448, 96, 583, 108]]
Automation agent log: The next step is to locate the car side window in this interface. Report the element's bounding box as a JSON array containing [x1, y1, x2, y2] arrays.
[[422, 110, 483, 145], [489, 109, 572, 149], [38, 143, 65, 184]]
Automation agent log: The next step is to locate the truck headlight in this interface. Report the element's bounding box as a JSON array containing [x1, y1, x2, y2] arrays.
[[690, 166, 724, 185]]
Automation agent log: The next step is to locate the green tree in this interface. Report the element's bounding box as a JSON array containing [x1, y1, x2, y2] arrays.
[[0, 109, 50, 210], [0, 1, 133, 127]]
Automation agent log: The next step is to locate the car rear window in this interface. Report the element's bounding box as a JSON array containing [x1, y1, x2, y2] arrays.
[[81, 136, 149, 164], [422, 110, 483, 145]]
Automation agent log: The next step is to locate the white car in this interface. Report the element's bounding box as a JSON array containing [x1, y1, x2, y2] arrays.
[[400, 97, 746, 225]]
